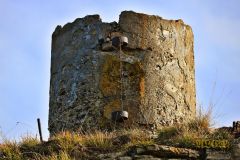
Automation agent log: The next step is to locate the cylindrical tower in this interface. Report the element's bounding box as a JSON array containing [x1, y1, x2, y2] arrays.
[[49, 11, 196, 135]]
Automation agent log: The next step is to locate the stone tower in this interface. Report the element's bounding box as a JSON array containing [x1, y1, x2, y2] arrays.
[[48, 11, 196, 135]]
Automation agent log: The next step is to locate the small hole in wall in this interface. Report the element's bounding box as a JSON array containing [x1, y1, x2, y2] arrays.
[[147, 47, 152, 51], [156, 65, 161, 70], [59, 90, 66, 96], [78, 114, 86, 119]]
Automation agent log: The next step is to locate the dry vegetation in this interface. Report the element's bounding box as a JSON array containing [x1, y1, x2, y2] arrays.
[[156, 106, 234, 149], [0, 106, 234, 160], [0, 129, 153, 159]]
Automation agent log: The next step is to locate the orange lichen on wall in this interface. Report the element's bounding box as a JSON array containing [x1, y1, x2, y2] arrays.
[[139, 13, 148, 49], [103, 99, 121, 119], [139, 77, 145, 98], [100, 53, 145, 121], [99, 54, 120, 97]]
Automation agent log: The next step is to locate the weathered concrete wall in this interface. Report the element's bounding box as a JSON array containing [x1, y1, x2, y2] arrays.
[[48, 11, 196, 134]]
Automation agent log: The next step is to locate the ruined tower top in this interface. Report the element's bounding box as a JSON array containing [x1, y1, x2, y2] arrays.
[[49, 11, 196, 135]]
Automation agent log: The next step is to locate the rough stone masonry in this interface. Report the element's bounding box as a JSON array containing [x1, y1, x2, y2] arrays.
[[48, 11, 196, 134]]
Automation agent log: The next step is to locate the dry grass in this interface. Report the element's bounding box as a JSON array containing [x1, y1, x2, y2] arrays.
[[156, 105, 234, 149], [0, 140, 22, 159], [117, 128, 154, 146], [83, 131, 113, 150], [33, 151, 72, 160], [19, 135, 40, 149], [51, 131, 83, 152], [0, 105, 233, 159], [188, 106, 213, 134], [0, 128, 155, 159]]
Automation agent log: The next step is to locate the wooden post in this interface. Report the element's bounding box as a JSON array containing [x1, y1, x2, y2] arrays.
[[37, 118, 43, 142]]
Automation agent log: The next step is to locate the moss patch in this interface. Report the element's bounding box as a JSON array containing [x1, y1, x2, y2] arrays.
[[100, 54, 121, 97], [100, 54, 145, 124], [139, 77, 145, 98], [103, 99, 121, 119]]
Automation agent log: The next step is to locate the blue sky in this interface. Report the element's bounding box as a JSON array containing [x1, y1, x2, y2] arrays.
[[0, 0, 239, 141]]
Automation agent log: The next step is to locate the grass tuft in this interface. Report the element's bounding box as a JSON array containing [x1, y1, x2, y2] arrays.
[[83, 131, 113, 150], [120, 128, 153, 146], [156, 105, 233, 149], [51, 131, 83, 153], [0, 140, 22, 159], [32, 151, 72, 160]]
